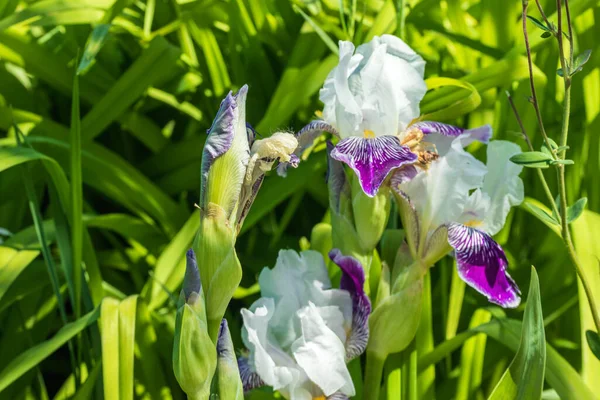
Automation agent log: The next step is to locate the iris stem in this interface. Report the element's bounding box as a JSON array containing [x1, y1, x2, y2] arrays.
[[364, 351, 385, 400]]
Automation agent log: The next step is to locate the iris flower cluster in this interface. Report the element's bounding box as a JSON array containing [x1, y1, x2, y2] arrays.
[[175, 34, 524, 400]]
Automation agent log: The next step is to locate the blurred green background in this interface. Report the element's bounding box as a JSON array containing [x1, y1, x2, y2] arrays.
[[0, 0, 599, 399]]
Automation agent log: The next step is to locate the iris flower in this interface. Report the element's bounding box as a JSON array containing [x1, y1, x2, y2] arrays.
[[391, 128, 524, 308], [239, 249, 370, 400], [290, 36, 492, 198]]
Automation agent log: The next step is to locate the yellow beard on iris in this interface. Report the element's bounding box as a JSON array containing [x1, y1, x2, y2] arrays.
[[464, 219, 484, 228], [363, 129, 376, 138]]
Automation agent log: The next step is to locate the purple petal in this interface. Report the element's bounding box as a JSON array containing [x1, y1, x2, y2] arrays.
[[277, 120, 339, 177], [326, 141, 350, 213], [238, 356, 265, 393], [329, 249, 371, 360], [410, 121, 492, 143], [390, 165, 419, 187], [183, 249, 201, 300], [200, 85, 248, 206], [446, 223, 521, 308], [327, 392, 350, 400], [275, 153, 300, 177], [216, 319, 233, 359], [330, 136, 418, 197]]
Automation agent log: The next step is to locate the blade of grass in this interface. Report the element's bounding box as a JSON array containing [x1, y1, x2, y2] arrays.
[[101, 298, 120, 400], [0, 306, 100, 393], [118, 296, 137, 400], [70, 72, 83, 320]]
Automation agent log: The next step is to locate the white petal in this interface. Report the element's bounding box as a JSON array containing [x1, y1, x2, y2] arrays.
[[258, 250, 332, 348], [241, 299, 305, 391], [480, 141, 524, 235], [292, 303, 355, 397], [400, 137, 487, 233]]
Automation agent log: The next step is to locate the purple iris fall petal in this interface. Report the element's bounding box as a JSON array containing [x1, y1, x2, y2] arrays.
[[330, 136, 418, 197], [237, 356, 265, 393], [328, 249, 371, 361], [446, 223, 521, 308], [410, 121, 492, 143], [390, 165, 419, 187]]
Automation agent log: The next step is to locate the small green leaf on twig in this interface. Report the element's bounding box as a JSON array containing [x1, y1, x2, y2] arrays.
[[557, 67, 565, 77], [571, 49, 592, 76], [549, 159, 574, 166], [510, 152, 553, 168], [566, 197, 587, 224], [525, 202, 560, 226], [526, 15, 552, 32], [585, 330, 600, 361], [540, 31, 552, 39]]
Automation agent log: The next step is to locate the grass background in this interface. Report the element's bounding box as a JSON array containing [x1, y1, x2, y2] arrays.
[[0, 0, 599, 398]]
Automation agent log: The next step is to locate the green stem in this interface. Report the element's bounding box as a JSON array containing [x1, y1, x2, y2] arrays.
[[395, 0, 405, 39], [364, 351, 385, 400], [554, 0, 600, 333]]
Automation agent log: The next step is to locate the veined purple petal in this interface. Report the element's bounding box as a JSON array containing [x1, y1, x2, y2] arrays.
[[217, 319, 233, 359], [200, 85, 248, 206], [446, 223, 521, 308], [410, 121, 492, 143], [326, 141, 350, 213], [183, 249, 201, 300], [275, 154, 300, 177], [238, 356, 265, 393], [331, 136, 418, 197], [329, 249, 371, 361]]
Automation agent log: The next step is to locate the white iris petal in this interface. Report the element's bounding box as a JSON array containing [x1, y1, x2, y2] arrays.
[[400, 137, 487, 235], [241, 250, 355, 399], [320, 35, 426, 138]]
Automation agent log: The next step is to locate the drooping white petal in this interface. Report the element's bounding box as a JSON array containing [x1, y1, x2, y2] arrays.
[[292, 303, 355, 397], [399, 137, 487, 235], [480, 141, 524, 235]]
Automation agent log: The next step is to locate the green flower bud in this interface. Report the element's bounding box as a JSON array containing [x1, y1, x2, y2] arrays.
[[368, 272, 423, 358], [216, 319, 244, 400], [173, 303, 216, 400], [194, 205, 241, 340]]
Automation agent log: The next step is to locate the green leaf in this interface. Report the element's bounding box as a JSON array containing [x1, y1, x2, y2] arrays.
[[541, 31, 552, 38], [571, 49, 592, 75], [77, 24, 111, 75], [585, 330, 600, 361], [526, 16, 551, 32], [567, 197, 587, 224], [0, 246, 40, 306], [523, 201, 559, 226], [419, 319, 594, 399], [293, 6, 339, 56], [70, 71, 83, 318], [510, 152, 553, 168], [549, 159, 574, 165], [81, 36, 181, 140], [488, 267, 546, 400], [0, 307, 100, 393]]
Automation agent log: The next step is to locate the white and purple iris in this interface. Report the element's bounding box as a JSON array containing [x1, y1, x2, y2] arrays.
[[392, 130, 524, 308], [292, 35, 491, 198], [238, 249, 370, 400]]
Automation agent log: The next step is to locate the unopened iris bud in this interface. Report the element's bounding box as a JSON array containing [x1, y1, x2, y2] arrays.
[[368, 249, 427, 358], [196, 86, 298, 340], [216, 319, 244, 400], [173, 250, 216, 400]]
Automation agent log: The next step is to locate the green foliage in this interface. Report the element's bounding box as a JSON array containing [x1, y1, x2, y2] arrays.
[[0, 0, 599, 399]]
